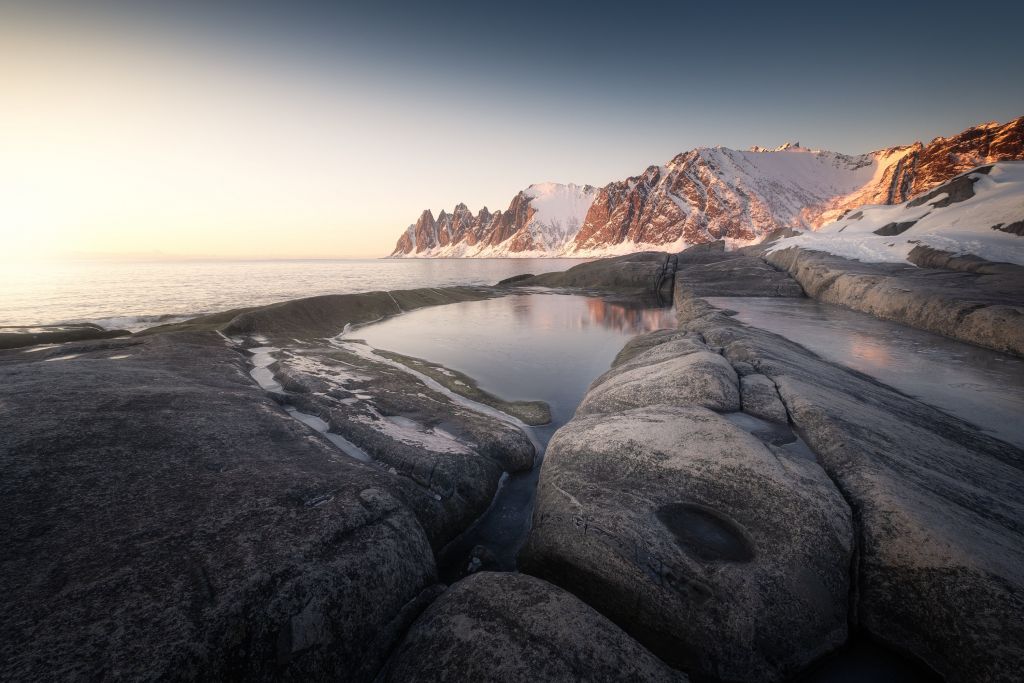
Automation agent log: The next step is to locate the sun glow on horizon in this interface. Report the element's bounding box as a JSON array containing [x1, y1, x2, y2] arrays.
[[0, 17, 413, 260], [3, 3, 1022, 263]]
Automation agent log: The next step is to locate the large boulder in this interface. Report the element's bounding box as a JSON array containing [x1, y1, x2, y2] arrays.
[[138, 286, 497, 341], [0, 332, 439, 681], [268, 341, 536, 549], [507, 251, 676, 296], [380, 572, 686, 682], [674, 251, 804, 298], [678, 295, 1024, 682], [578, 351, 740, 415], [521, 406, 853, 682]]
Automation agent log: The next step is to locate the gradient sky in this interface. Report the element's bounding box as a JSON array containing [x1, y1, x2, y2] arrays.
[[2, 0, 1022, 259]]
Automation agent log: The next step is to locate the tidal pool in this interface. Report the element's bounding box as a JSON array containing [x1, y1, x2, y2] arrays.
[[706, 296, 1024, 449], [347, 291, 675, 578]]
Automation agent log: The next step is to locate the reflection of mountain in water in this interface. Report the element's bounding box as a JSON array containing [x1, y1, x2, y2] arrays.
[[585, 297, 676, 334]]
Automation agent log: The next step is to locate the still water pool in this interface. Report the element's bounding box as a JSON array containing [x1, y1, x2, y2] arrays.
[[347, 291, 675, 578], [706, 296, 1024, 449]]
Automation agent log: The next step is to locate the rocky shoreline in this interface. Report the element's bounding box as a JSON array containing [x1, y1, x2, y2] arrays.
[[2, 240, 1022, 680]]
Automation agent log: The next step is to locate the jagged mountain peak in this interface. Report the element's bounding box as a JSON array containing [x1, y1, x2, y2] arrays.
[[747, 141, 804, 152], [391, 115, 1024, 258]]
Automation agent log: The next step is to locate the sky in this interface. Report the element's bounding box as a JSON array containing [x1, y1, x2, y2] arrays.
[[2, 0, 1022, 260]]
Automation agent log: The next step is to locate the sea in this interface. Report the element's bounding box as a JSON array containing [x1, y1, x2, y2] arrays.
[[0, 258, 588, 331]]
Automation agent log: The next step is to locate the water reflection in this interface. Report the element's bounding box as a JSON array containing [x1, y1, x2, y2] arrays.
[[349, 292, 675, 579], [351, 292, 675, 418], [707, 297, 1024, 448], [586, 297, 678, 333]]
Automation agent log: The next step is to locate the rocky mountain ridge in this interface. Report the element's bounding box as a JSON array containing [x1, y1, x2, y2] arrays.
[[390, 116, 1024, 257]]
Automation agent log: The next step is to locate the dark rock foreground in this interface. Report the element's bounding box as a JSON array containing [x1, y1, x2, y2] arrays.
[[0, 333, 439, 680], [521, 242, 1023, 682], [2, 246, 1022, 681], [380, 572, 686, 682], [272, 340, 535, 550]]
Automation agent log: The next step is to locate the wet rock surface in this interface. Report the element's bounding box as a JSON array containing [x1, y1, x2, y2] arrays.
[[521, 405, 852, 682], [380, 572, 686, 682], [677, 295, 1024, 682], [765, 246, 1024, 356], [373, 349, 551, 426], [0, 332, 439, 681], [268, 340, 536, 549]]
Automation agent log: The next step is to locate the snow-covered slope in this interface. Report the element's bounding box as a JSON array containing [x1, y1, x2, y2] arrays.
[[767, 162, 1024, 266], [390, 116, 1024, 258]]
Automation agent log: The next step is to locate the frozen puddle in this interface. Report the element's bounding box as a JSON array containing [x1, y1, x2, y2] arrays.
[[707, 297, 1024, 448], [246, 345, 371, 462], [722, 412, 817, 461], [248, 346, 283, 392], [285, 407, 372, 462]]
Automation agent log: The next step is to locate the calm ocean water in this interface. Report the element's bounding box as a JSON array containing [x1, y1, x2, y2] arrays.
[[0, 258, 588, 331]]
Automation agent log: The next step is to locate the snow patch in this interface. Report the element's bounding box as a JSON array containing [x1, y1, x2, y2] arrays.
[[766, 162, 1024, 265]]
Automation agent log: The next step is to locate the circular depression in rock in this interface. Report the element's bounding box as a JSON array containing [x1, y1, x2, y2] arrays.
[[656, 502, 755, 562]]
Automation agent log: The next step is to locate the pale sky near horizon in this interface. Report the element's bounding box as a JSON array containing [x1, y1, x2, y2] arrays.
[[2, 1, 1023, 260]]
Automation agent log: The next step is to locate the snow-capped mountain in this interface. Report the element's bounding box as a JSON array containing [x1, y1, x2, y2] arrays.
[[768, 161, 1024, 266], [392, 183, 598, 258], [390, 116, 1024, 257]]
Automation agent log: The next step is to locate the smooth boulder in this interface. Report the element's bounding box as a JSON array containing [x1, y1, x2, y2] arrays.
[[678, 295, 1024, 682], [521, 405, 853, 682], [380, 572, 686, 682], [578, 351, 740, 415]]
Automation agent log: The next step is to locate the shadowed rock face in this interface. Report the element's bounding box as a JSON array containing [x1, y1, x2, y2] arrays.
[[224, 287, 499, 342], [508, 251, 677, 297], [138, 286, 499, 342], [380, 572, 687, 682], [0, 323, 130, 350], [676, 296, 1024, 682], [0, 332, 440, 681], [673, 241, 805, 297], [906, 164, 991, 208], [872, 220, 918, 235], [521, 405, 852, 682], [655, 503, 755, 563], [993, 219, 1024, 235]]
